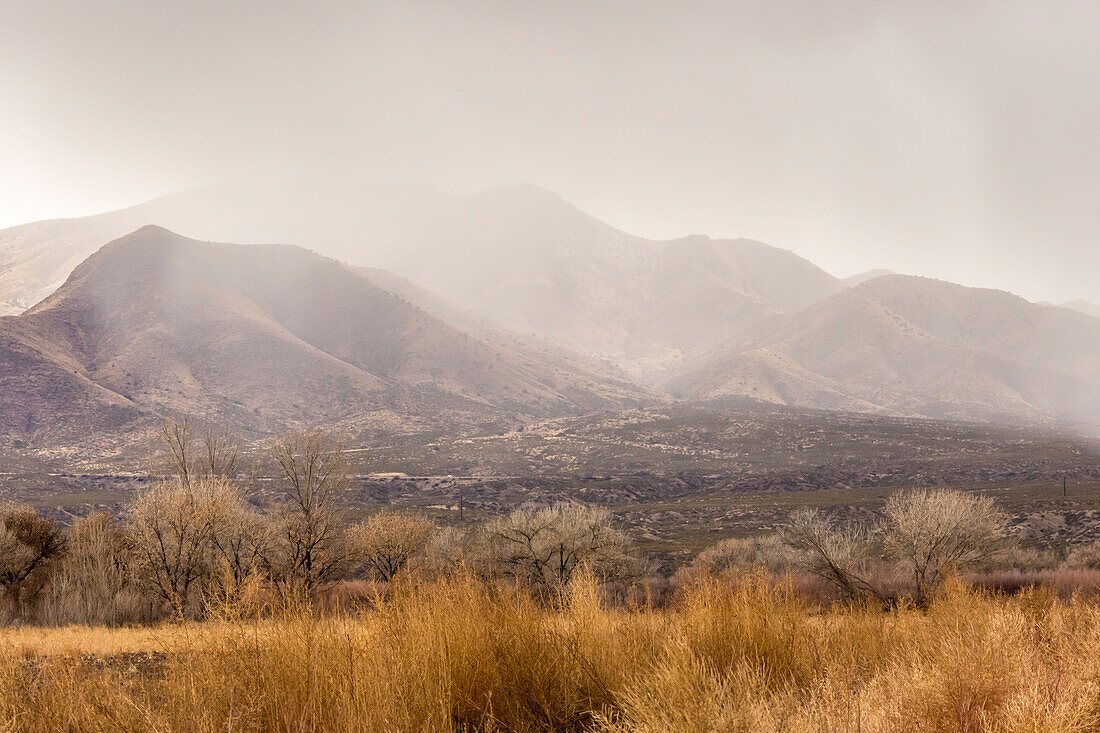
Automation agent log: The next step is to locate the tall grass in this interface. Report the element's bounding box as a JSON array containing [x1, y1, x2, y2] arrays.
[[2, 574, 1100, 731]]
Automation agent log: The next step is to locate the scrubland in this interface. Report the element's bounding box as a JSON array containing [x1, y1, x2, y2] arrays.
[[2, 423, 1100, 731], [3, 574, 1100, 732]]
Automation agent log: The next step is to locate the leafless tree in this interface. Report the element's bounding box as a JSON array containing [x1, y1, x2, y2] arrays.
[[162, 417, 195, 487], [129, 478, 238, 617], [42, 512, 141, 626], [161, 417, 242, 484], [883, 489, 1008, 605], [0, 505, 66, 615], [782, 509, 880, 601], [203, 426, 241, 480], [349, 511, 434, 582], [208, 496, 272, 602], [480, 503, 638, 594], [268, 429, 352, 592]]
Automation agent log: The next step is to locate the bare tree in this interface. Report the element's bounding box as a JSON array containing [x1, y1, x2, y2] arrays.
[[129, 478, 238, 617], [480, 503, 638, 594], [208, 497, 272, 602], [782, 509, 879, 601], [42, 512, 139, 626], [162, 417, 195, 487], [0, 505, 66, 615], [349, 511, 434, 582], [203, 426, 241, 480], [162, 418, 241, 484], [883, 489, 1008, 605], [268, 429, 352, 592]]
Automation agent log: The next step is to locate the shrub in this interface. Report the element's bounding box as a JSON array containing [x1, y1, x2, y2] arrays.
[[39, 512, 148, 626], [1064, 540, 1100, 570], [1002, 543, 1060, 572], [690, 534, 794, 579], [0, 505, 65, 617], [349, 510, 434, 582], [781, 509, 879, 602], [479, 503, 640, 596], [883, 489, 1008, 605]]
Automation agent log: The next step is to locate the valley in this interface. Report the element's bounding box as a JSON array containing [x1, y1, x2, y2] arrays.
[[5, 400, 1098, 566]]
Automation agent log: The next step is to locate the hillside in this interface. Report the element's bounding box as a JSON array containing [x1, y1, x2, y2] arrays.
[[0, 183, 842, 380], [667, 275, 1100, 425], [357, 186, 843, 379], [0, 226, 648, 454], [1064, 300, 1100, 320]]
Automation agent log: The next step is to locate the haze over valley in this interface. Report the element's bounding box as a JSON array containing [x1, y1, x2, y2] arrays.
[[2, 182, 1098, 469]]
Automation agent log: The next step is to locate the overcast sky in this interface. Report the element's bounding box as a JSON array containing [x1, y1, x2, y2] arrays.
[[1, 0, 1098, 304]]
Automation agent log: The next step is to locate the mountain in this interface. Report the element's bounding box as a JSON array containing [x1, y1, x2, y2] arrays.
[[357, 186, 844, 379], [0, 226, 649, 452], [844, 269, 895, 287], [1063, 300, 1100, 320], [0, 182, 441, 315], [667, 275, 1100, 426], [0, 182, 842, 380]]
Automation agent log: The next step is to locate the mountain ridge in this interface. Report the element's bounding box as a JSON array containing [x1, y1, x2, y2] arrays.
[[1, 226, 651, 453], [667, 274, 1100, 425], [0, 182, 842, 380]]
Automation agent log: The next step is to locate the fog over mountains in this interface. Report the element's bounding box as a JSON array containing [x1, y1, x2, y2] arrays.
[[0, 225, 648, 448], [0, 183, 843, 380], [668, 275, 1100, 424], [1, 182, 1099, 450]]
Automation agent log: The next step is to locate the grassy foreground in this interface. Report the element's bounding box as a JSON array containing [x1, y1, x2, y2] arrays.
[[2, 575, 1100, 732]]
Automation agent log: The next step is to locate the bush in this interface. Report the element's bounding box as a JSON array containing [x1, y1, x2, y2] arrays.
[[689, 534, 794, 579], [1002, 544, 1060, 572], [883, 489, 1008, 605], [780, 509, 879, 602], [478, 503, 641, 596], [1064, 540, 1100, 570], [0, 505, 65, 618], [39, 512, 149, 626], [348, 511, 434, 582]]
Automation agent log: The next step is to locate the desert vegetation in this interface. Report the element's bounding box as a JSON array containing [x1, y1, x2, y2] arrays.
[[5, 571, 1100, 730], [2, 421, 1100, 730]]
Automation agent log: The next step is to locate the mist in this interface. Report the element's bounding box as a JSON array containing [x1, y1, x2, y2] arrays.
[[1, 0, 1098, 304]]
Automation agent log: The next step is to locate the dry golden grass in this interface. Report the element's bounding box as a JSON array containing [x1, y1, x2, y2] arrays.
[[2, 573, 1100, 731]]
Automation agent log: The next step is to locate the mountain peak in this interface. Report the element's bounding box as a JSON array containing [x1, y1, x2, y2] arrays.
[[2, 230, 649, 448]]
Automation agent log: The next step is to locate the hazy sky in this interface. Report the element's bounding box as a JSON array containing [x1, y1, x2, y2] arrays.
[[1, 1, 1098, 304]]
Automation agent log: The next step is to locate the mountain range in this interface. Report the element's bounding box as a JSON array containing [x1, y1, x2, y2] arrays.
[[0, 226, 647, 452], [0, 183, 841, 380], [1, 182, 1099, 454], [666, 274, 1100, 424]]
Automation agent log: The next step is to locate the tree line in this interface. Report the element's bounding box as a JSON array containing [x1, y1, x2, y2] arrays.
[[2, 418, 1080, 625]]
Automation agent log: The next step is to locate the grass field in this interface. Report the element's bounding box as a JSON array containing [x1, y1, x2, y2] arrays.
[[3, 574, 1100, 731]]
